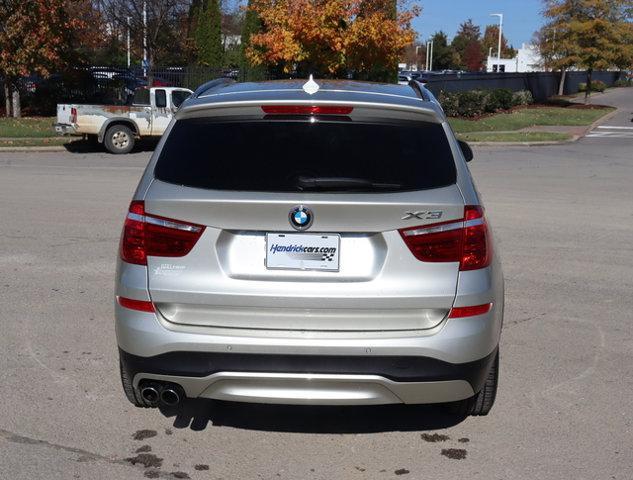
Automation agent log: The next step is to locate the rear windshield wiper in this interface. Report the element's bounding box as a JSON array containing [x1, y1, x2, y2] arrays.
[[295, 176, 403, 191]]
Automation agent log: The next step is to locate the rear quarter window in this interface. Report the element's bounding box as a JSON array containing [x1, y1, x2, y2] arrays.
[[154, 118, 457, 193], [171, 90, 191, 108], [132, 88, 150, 105]]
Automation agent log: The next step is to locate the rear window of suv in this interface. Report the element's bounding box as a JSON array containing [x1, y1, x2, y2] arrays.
[[154, 118, 457, 192]]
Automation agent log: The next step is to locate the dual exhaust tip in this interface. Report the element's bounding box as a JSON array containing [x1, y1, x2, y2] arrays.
[[140, 382, 183, 407]]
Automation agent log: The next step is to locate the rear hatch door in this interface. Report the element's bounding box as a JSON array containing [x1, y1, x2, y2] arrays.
[[145, 115, 464, 331]]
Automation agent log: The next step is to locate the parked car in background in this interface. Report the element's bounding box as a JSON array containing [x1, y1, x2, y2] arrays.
[[398, 71, 433, 85], [399, 70, 422, 80], [54, 86, 192, 154], [143, 75, 174, 87], [398, 74, 412, 85], [115, 78, 504, 416], [111, 73, 147, 96], [17, 75, 42, 93], [223, 69, 240, 79], [89, 66, 132, 81]]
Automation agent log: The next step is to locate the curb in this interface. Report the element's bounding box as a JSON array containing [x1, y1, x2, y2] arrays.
[[0, 146, 69, 152], [469, 136, 580, 147], [581, 107, 619, 135]]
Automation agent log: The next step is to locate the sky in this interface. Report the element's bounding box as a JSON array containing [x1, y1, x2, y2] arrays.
[[412, 0, 546, 48]]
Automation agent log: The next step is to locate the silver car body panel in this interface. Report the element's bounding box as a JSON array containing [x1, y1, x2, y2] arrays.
[[115, 277, 502, 363]]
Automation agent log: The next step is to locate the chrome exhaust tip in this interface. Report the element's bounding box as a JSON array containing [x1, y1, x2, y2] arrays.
[[160, 388, 181, 406], [140, 386, 160, 405]]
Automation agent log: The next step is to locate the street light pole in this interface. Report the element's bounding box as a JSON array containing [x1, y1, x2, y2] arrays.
[[490, 13, 503, 66], [415, 45, 420, 70], [126, 16, 131, 68], [143, 0, 148, 77], [425, 42, 430, 70], [429, 40, 434, 71]]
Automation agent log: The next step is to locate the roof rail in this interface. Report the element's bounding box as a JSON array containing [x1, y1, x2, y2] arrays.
[[193, 77, 236, 98], [408, 80, 431, 101]]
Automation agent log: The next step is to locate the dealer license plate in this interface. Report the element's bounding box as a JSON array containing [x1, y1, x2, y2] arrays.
[[265, 233, 340, 271]]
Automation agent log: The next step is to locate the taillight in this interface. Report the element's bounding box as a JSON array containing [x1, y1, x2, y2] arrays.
[[120, 200, 205, 265], [461, 205, 491, 271], [70, 107, 77, 124], [261, 105, 353, 115], [399, 205, 491, 271]]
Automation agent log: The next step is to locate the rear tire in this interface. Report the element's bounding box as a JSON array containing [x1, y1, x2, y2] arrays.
[[119, 359, 152, 408], [104, 124, 135, 154], [451, 350, 499, 416]]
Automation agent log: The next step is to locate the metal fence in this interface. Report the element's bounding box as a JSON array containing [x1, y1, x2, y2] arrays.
[[425, 70, 625, 102], [3, 66, 626, 116], [128, 66, 232, 90]]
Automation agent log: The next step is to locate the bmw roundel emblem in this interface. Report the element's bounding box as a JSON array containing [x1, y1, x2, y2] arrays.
[[289, 206, 314, 231]]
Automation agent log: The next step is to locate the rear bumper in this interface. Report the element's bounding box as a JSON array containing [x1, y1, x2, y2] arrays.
[[121, 348, 497, 405], [115, 259, 504, 405], [53, 123, 77, 135]]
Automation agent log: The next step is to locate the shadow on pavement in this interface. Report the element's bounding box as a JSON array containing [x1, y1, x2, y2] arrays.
[[158, 398, 467, 434], [63, 138, 158, 154]]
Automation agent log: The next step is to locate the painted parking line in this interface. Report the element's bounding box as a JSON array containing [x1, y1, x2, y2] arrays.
[[586, 132, 633, 138], [586, 125, 633, 139]]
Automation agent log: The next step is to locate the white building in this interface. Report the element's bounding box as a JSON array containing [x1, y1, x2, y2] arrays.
[[487, 43, 542, 73], [222, 34, 241, 50]]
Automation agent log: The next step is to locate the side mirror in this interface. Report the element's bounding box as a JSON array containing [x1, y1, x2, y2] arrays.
[[458, 139, 474, 162]]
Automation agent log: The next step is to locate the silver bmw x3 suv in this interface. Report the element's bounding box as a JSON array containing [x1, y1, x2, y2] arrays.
[[115, 78, 504, 416]]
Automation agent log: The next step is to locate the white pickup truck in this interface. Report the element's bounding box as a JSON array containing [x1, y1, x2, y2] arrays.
[[54, 87, 192, 154]]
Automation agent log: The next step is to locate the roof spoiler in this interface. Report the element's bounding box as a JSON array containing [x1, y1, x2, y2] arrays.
[[193, 77, 236, 98], [408, 80, 431, 101]]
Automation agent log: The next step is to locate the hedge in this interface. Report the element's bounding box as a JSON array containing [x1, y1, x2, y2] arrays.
[[438, 88, 533, 118], [578, 80, 607, 92]]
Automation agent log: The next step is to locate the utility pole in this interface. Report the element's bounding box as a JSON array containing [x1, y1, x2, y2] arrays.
[[127, 16, 131, 68], [415, 45, 420, 70], [143, 0, 148, 77], [490, 13, 503, 67], [425, 42, 430, 70]]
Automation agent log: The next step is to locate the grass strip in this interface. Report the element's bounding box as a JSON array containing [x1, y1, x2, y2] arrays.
[[458, 131, 572, 143], [0, 117, 57, 138], [0, 137, 78, 147], [449, 106, 614, 134]]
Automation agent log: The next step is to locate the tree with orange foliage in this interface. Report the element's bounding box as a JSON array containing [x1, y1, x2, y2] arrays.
[[538, 0, 633, 102], [245, 0, 420, 82], [0, 0, 86, 117]]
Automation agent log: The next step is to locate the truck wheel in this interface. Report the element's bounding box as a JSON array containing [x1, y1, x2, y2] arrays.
[[451, 350, 499, 416], [119, 358, 152, 408], [104, 124, 135, 154]]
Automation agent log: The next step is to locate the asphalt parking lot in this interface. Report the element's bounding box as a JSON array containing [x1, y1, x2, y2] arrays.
[[1, 88, 632, 479]]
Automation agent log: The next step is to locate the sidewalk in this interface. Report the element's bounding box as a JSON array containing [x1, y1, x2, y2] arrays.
[[518, 125, 588, 136]]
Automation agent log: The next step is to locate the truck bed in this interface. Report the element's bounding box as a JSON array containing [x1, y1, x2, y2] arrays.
[[56, 104, 151, 136]]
